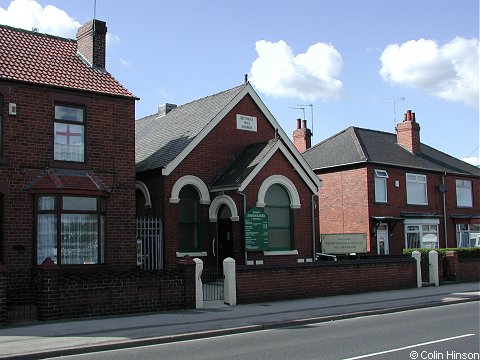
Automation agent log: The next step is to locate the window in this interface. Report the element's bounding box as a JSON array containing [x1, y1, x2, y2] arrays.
[[374, 169, 388, 203], [178, 185, 200, 251], [405, 223, 438, 249], [54, 105, 85, 162], [456, 179, 473, 208], [406, 173, 427, 205], [264, 184, 292, 250], [36, 195, 105, 265], [456, 224, 480, 248]]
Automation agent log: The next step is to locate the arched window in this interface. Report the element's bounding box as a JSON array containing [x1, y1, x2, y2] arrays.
[[178, 185, 200, 251], [265, 184, 292, 250]]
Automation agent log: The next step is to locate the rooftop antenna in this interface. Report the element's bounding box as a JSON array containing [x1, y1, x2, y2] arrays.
[[290, 106, 305, 121], [298, 104, 314, 136], [93, 0, 97, 33], [392, 97, 405, 129]]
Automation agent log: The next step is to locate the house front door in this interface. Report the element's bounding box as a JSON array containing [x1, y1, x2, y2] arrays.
[[218, 218, 233, 264], [376, 224, 389, 255]]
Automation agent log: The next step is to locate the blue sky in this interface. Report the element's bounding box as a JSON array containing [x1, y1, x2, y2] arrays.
[[1, 0, 478, 165]]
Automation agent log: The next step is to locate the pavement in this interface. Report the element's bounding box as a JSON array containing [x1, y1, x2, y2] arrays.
[[0, 282, 478, 360]]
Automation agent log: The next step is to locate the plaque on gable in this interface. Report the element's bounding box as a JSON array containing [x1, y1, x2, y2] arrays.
[[236, 114, 257, 132], [244, 208, 269, 251]]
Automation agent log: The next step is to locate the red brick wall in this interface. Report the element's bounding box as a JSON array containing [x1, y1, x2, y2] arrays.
[[318, 167, 370, 250], [0, 81, 136, 312], [458, 259, 480, 282], [236, 257, 416, 303], [34, 261, 195, 321]]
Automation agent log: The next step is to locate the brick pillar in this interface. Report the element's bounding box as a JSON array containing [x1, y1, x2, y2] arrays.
[[36, 259, 61, 320], [177, 256, 196, 309], [445, 251, 459, 281], [0, 264, 7, 324]]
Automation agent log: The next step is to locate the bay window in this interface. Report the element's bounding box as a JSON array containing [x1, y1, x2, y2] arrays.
[[404, 220, 439, 249], [36, 195, 105, 265], [54, 105, 85, 162], [456, 224, 480, 248]]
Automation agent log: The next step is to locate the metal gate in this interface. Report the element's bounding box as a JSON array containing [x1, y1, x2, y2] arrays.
[[201, 267, 224, 301], [136, 217, 163, 270]]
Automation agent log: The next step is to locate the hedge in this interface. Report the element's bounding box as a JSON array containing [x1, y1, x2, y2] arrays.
[[402, 248, 480, 259]]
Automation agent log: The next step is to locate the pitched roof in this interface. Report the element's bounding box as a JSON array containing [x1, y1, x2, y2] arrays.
[[303, 126, 480, 176], [135, 84, 246, 172], [210, 139, 278, 190], [0, 24, 135, 99]]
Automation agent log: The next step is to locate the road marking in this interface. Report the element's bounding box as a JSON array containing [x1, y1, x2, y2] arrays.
[[343, 333, 476, 360]]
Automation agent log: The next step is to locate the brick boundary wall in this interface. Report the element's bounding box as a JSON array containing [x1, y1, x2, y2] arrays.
[[236, 257, 417, 304], [33, 258, 196, 321], [445, 251, 480, 283]]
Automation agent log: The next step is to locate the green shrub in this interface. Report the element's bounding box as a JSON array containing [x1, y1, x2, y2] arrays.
[[402, 248, 480, 259]]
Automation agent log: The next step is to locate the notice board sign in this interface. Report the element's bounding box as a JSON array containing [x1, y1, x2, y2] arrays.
[[244, 208, 269, 251], [321, 233, 367, 254]]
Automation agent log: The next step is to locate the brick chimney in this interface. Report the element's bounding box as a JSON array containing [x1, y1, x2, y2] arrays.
[[396, 110, 421, 154], [76, 19, 107, 69], [293, 118, 312, 153]]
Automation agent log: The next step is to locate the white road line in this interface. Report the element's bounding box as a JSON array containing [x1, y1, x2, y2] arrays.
[[343, 333, 476, 360]]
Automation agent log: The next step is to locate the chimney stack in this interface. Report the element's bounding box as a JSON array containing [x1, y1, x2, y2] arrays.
[[76, 19, 107, 69], [293, 118, 312, 153], [157, 103, 177, 117], [396, 109, 421, 154]]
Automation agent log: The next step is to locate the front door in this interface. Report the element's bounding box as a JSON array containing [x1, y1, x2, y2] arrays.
[[376, 224, 389, 255], [218, 218, 233, 263]]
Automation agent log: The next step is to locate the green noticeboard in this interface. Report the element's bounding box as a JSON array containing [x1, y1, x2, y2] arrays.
[[244, 208, 269, 251]]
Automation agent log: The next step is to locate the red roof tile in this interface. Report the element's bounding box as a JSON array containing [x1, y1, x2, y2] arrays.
[[0, 25, 136, 99]]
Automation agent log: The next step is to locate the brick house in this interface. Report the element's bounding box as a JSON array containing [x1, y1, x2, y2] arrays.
[[0, 20, 137, 320], [299, 110, 480, 255], [135, 82, 321, 270]]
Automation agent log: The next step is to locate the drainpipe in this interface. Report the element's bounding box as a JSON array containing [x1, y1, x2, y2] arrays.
[[312, 194, 317, 260], [237, 191, 247, 265], [442, 172, 448, 247]]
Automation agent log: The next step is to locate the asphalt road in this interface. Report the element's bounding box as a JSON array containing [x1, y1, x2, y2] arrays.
[[49, 302, 480, 360]]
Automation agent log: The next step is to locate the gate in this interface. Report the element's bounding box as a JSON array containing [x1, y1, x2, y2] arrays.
[[201, 266, 224, 301], [136, 217, 163, 270]]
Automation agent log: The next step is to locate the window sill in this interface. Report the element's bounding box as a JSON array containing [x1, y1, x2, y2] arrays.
[[263, 250, 298, 256], [176, 251, 207, 258]]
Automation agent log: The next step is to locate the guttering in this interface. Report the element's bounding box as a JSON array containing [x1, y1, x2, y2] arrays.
[[442, 172, 448, 247], [312, 194, 317, 260]]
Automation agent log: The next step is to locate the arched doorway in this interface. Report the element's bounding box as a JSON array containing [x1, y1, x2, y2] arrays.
[[217, 204, 233, 264]]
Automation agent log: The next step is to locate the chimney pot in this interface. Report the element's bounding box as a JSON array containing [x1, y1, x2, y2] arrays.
[[296, 118, 301, 129], [302, 119, 307, 129]]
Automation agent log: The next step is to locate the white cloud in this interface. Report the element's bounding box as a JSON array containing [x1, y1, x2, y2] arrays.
[[380, 37, 479, 108], [462, 157, 480, 167], [0, 0, 80, 38], [250, 40, 343, 102]]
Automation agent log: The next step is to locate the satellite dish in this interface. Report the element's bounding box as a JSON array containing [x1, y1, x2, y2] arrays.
[[438, 184, 448, 193]]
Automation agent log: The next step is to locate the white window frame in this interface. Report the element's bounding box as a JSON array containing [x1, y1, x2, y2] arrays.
[[374, 169, 388, 203], [456, 224, 480, 248], [404, 218, 439, 249], [455, 179, 473, 208], [406, 173, 428, 205]]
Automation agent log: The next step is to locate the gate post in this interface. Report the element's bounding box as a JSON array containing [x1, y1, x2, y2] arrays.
[[411, 251, 422, 288], [193, 258, 203, 309], [223, 257, 236, 306], [429, 250, 439, 286]]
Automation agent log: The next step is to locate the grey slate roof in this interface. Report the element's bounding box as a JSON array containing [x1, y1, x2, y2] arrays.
[[210, 139, 278, 190], [303, 126, 480, 176], [136, 84, 246, 172]]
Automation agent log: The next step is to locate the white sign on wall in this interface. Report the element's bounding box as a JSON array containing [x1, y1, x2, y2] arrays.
[[236, 114, 257, 132]]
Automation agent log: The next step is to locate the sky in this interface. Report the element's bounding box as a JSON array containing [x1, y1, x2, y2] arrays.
[[1, 0, 479, 165]]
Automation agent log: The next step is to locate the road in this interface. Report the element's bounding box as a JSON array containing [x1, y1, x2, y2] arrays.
[[49, 302, 479, 360]]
